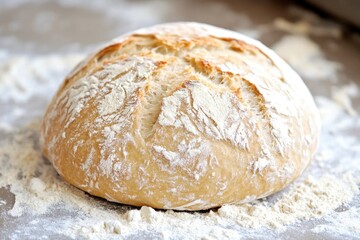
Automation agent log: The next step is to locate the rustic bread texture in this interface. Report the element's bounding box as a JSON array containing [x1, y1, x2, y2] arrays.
[[41, 22, 321, 210]]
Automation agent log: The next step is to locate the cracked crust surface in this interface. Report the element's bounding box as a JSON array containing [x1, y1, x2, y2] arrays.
[[41, 22, 321, 210]]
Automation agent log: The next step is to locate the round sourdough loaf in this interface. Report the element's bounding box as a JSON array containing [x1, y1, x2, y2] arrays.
[[41, 22, 320, 211]]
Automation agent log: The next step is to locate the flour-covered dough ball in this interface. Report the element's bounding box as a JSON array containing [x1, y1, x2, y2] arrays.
[[41, 22, 320, 211]]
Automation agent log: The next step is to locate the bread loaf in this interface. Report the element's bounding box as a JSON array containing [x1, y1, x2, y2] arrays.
[[41, 22, 321, 211]]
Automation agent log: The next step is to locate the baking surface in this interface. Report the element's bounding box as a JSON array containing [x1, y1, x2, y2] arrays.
[[0, 0, 360, 239]]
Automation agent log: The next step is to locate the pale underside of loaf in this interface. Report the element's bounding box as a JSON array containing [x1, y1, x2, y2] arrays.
[[41, 22, 320, 210]]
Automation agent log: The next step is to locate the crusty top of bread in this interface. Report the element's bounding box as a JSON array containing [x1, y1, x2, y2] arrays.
[[41, 22, 320, 210]]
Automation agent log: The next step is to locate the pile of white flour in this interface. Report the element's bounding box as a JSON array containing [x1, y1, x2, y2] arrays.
[[0, 39, 360, 239]]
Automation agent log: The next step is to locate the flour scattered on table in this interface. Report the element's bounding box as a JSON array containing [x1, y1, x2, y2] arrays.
[[0, 200, 7, 206], [331, 82, 359, 116], [311, 204, 360, 238], [272, 35, 341, 81], [0, 54, 83, 103]]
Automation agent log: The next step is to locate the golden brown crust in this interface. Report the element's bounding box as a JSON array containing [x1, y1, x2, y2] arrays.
[[41, 22, 320, 210]]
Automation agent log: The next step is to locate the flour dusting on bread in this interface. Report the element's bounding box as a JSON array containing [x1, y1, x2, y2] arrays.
[[41, 22, 320, 210]]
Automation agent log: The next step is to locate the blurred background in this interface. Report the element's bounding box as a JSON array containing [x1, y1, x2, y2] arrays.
[[0, 0, 359, 54]]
